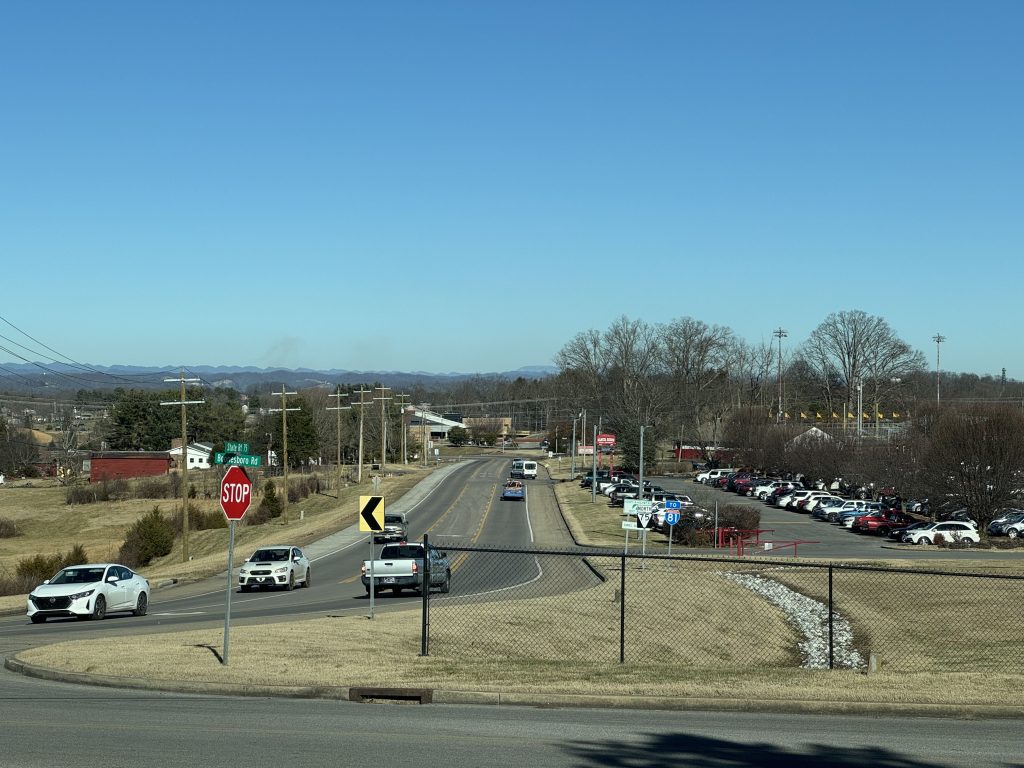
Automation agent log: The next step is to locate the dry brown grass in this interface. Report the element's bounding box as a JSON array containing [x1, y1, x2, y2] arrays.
[[12, 458, 1024, 710], [17, 579, 1024, 709], [0, 467, 433, 611]]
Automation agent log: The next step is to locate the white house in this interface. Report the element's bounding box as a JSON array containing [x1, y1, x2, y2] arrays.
[[168, 441, 214, 470]]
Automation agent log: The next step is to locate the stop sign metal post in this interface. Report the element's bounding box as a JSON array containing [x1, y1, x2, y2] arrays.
[[220, 465, 252, 664]]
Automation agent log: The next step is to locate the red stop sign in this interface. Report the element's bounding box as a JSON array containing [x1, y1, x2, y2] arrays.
[[220, 465, 252, 521]]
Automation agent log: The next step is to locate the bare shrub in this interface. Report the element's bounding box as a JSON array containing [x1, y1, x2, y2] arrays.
[[135, 477, 173, 499], [670, 504, 760, 547], [65, 479, 132, 505], [13, 544, 90, 588], [191, 509, 228, 531], [0, 517, 19, 538]]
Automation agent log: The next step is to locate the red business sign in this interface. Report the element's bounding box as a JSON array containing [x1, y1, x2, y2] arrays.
[[596, 433, 616, 447], [220, 465, 252, 521]]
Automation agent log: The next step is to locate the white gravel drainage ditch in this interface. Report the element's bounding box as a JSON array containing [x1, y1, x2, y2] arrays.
[[723, 572, 866, 670]]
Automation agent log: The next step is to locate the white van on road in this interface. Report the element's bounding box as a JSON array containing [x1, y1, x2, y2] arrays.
[[510, 459, 538, 480]]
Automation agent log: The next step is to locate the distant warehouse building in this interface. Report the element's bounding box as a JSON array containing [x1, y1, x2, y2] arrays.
[[85, 451, 173, 483]]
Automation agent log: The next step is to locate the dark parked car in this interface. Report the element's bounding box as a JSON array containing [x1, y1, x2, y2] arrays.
[[885, 520, 932, 542]]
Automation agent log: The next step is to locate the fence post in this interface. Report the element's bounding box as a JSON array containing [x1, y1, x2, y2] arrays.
[[420, 533, 430, 656], [828, 563, 834, 670], [619, 553, 626, 664]]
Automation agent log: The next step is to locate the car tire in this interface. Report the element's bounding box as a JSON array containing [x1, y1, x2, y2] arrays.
[[133, 592, 148, 617], [1009, 529, 1019, 539], [240, 584, 251, 593], [285, 572, 295, 591], [917, 537, 930, 545], [441, 571, 451, 594], [961, 538, 975, 548], [90, 595, 106, 620], [878, 527, 890, 537], [30, 615, 46, 624]]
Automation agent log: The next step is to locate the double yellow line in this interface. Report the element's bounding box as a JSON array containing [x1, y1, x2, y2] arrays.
[[427, 483, 497, 573]]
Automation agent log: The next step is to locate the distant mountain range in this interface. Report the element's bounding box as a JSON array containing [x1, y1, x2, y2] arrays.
[[0, 362, 559, 393]]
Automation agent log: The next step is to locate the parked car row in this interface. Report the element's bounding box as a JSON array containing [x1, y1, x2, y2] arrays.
[[698, 468, 988, 547], [700, 469, 903, 505], [791, 492, 980, 545]]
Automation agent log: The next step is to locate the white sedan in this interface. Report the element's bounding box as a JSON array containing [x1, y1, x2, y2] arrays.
[[902, 521, 980, 546], [27, 563, 150, 623], [238, 545, 311, 591]]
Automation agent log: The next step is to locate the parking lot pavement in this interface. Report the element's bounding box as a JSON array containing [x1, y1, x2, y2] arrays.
[[652, 479, 1024, 562]]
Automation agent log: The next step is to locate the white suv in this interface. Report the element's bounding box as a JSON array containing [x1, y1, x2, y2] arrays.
[[902, 521, 980, 546], [695, 468, 736, 484]]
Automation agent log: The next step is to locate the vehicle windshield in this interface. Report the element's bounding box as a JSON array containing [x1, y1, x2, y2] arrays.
[[251, 548, 290, 562], [51, 566, 106, 585], [384, 515, 404, 525], [381, 545, 423, 559]]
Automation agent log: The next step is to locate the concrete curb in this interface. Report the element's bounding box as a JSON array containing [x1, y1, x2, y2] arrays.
[[6, 655, 1024, 718]]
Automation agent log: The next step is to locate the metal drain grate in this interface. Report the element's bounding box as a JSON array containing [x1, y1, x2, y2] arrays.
[[348, 687, 433, 704]]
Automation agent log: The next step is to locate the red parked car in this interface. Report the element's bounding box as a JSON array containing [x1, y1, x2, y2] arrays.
[[851, 510, 918, 536]]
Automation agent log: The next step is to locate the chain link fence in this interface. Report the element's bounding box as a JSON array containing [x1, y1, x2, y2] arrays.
[[424, 544, 1024, 673]]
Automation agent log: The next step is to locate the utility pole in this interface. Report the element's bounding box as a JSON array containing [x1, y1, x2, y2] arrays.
[[374, 386, 392, 469], [773, 327, 787, 424], [269, 389, 300, 524], [933, 333, 946, 407], [394, 392, 410, 464], [352, 386, 371, 483], [327, 387, 350, 495], [161, 371, 203, 562]]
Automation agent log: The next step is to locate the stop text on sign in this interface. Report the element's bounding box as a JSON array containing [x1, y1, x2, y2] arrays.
[[220, 465, 253, 521], [222, 483, 251, 505]]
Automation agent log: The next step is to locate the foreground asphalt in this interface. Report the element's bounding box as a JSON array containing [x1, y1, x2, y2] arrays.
[[6, 463, 1024, 718]]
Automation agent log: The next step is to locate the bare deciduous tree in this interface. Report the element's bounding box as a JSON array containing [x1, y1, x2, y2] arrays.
[[799, 310, 924, 421], [659, 317, 737, 451], [922, 403, 1024, 528]]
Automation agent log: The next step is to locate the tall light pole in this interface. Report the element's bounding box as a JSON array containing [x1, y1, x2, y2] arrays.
[[570, 411, 581, 479], [327, 387, 350, 494], [933, 333, 946, 406], [161, 371, 203, 562], [773, 327, 788, 424], [638, 424, 648, 495], [269, 389, 300, 523], [851, 380, 860, 438]]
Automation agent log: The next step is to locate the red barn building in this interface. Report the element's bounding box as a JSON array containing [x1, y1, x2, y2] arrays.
[[86, 451, 173, 483]]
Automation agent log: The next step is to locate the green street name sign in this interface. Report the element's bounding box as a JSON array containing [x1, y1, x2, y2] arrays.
[[224, 441, 250, 454], [214, 452, 262, 467]]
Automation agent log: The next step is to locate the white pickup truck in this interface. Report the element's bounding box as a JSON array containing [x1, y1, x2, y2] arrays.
[[360, 542, 452, 596]]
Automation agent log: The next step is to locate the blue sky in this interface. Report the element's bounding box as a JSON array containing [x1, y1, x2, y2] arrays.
[[2, 2, 1021, 378]]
